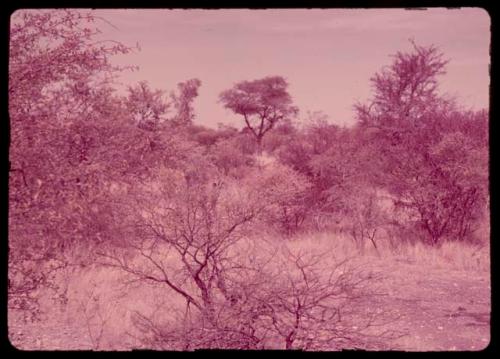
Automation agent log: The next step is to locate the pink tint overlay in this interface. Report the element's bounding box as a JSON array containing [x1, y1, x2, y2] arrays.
[[8, 9, 489, 351]]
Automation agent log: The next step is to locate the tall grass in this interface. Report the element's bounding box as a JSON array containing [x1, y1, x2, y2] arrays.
[[19, 228, 488, 350], [280, 231, 490, 273], [398, 240, 489, 272]]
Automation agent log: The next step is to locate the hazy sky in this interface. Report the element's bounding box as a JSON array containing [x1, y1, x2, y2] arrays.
[[92, 8, 490, 128]]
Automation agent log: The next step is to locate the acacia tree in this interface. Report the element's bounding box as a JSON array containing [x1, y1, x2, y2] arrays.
[[219, 76, 298, 148], [355, 42, 488, 245], [8, 9, 136, 319], [355, 41, 449, 131]]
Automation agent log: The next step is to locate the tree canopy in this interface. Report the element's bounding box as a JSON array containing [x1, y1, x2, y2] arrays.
[[219, 76, 298, 146]]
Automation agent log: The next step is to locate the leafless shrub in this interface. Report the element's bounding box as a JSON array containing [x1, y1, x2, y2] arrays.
[[101, 208, 404, 350]]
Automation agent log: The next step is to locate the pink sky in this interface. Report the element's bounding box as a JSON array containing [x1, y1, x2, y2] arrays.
[[92, 8, 490, 128]]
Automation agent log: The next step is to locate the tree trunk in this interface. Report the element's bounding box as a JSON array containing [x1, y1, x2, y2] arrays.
[[285, 332, 295, 350], [255, 135, 263, 154]]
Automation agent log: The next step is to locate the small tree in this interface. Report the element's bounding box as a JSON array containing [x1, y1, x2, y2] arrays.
[[345, 189, 387, 254], [219, 76, 298, 148], [249, 162, 312, 235], [170, 78, 202, 126], [126, 81, 169, 131], [97, 168, 265, 335]]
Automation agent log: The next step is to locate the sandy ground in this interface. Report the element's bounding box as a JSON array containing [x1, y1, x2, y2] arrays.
[[369, 259, 490, 351], [8, 258, 490, 351]]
